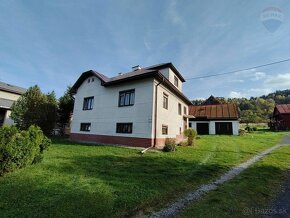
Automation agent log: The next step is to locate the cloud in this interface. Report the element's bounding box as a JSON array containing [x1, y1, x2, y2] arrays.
[[167, 0, 185, 27], [265, 73, 290, 86], [251, 72, 266, 81], [229, 91, 244, 98]]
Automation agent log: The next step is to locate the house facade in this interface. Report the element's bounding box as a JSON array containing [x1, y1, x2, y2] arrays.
[[269, 104, 290, 130], [70, 63, 192, 148], [189, 96, 239, 135], [0, 82, 26, 127]]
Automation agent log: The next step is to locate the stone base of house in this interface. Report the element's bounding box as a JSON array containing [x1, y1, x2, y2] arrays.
[[70, 133, 185, 148], [70, 133, 153, 147]]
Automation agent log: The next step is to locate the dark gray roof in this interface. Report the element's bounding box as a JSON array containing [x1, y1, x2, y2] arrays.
[[71, 63, 193, 105], [0, 98, 15, 109], [0, 81, 26, 95]]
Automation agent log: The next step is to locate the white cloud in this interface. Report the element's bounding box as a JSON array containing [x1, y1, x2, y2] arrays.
[[229, 91, 244, 98], [251, 72, 266, 81], [265, 73, 290, 86]]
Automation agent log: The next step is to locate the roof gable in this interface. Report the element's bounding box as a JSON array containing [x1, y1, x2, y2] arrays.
[[203, 95, 221, 105]]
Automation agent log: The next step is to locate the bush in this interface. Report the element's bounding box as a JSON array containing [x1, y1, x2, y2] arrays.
[[163, 138, 176, 152], [245, 126, 253, 132], [183, 129, 197, 146], [239, 129, 246, 136], [252, 127, 258, 131], [0, 125, 50, 176]]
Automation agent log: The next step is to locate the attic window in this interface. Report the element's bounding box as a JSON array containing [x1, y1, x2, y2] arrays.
[[88, 79, 90, 83], [174, 76, 178, 87], [92, 78, 94, 82]]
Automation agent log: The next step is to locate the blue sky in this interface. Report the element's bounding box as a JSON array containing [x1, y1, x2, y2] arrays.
[[0, 0, 289, 100]]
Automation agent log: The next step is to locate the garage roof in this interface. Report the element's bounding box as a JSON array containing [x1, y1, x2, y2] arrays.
[[189, 104, 239, 120]]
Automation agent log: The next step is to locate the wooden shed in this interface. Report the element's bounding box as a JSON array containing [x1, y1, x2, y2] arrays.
[[269, 104, 290, 130]]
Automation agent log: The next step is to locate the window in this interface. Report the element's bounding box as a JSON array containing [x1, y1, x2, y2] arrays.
[[163, 93, 168, 109], [174, 76, 178, 87], [119, 89, 135, 107], [184, 106, 187, 115], [116, 123, 133, 133], [92, 78, 94, 82], [83, 97, 94, 110], [80, 123, 91, 131], [162, 125, 168, 135], [178, 103, 182, 115], [88, 79, 90, 83]]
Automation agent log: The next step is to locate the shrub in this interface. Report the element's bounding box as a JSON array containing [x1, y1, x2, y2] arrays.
[[239, 129, 246, 136], [245, 126, 253, 132], [252, 127, 258, 131], [183, 129, 197, 146], [0, 125, 50, 176], [163, 138, 176, 152]]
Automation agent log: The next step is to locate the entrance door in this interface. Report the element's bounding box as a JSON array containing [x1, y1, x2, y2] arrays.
[[196, 123, 209, 135], [215, 122, 233, 135]]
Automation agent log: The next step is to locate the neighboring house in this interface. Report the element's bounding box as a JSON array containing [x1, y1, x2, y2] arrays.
[[189, 96, 239, 135], [269, 104, 290, 131], [70, 63, 193, 148], [0, 81, 26, 127]]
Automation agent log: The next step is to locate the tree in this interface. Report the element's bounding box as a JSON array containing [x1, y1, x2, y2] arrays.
[[58, 86, 74, 133], [11, 85, 58, 135]]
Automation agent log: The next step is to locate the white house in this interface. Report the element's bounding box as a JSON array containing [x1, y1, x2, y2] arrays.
[[189, 96, 240, 135], [70, 63, 193, 148], [0, 82, 26, 126]]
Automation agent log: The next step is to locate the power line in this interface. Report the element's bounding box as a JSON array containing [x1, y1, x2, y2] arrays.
[[185, 58, 290, 80]]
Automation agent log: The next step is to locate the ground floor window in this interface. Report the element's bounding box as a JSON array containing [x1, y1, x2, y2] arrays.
[[116, 123, 133, 133], [162, 125, 168, 135], [80, 123, 91, 132]]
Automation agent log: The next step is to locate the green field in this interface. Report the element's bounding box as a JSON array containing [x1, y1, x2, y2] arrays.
[[0, 132, 288, 217]]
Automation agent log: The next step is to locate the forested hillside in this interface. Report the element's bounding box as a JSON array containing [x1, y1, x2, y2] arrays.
[[192, 89, 290, 123]]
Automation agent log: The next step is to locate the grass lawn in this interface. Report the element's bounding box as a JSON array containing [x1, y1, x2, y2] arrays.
[[0, 131, 288, 217], [180, 140, 290, 218]]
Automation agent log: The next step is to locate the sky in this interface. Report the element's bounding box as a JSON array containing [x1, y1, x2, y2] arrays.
[[0, 0, 290, 100]]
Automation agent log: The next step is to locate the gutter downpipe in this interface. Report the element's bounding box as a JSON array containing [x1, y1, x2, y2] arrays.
[[141, 75, 164, 154], [153, 76, 165, 147]]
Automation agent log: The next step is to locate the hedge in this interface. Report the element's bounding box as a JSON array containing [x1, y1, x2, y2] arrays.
[[0, 125, 50, 176]]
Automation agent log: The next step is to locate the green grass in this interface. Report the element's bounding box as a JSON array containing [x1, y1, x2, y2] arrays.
[[181, 138, 290, 218], [0, 132, 288, 217]]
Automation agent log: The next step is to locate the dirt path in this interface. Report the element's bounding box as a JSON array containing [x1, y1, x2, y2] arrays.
[[264, 136, 290, 218], [149, 136, 290, 218]]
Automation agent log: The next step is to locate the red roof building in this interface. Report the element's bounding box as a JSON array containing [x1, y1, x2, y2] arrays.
[[189, 96, 240, 135], [269, 104, 290, 130]]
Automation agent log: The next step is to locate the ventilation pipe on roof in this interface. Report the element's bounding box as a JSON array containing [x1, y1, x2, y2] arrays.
[[132, 65, 141, 71]]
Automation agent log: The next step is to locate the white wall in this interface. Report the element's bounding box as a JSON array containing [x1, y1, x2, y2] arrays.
[[71, 77, 154, 138], [153, 79, 188, 139], [3, 110, 14, 125], [0, 90, 22, 126], [189, 120, 239, 135], [0, 90, 21, 101], [159, 68, 183, 92]]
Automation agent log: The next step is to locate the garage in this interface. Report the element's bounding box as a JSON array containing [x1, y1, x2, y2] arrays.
[[196, 123, 209, 135], [215, 122, 233, 135]]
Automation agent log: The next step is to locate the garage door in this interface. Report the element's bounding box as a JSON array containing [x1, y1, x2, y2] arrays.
[[215, 122, 233, 135], [196, 123, 209, 135]]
